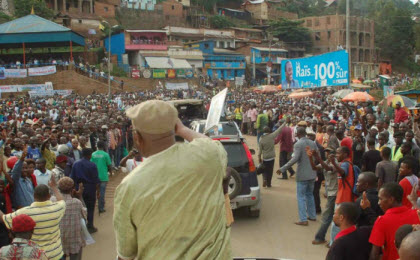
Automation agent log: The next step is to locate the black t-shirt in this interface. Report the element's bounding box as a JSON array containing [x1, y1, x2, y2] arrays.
[[361, 150, 382, 172], [326, 226, 372, 260], [352, 137, 365, 168]]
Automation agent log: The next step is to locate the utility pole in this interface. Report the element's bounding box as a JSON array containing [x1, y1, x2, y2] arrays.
[[346, 0, 351, 88], [108, 29, 111, 99], [252, 50, 256, 84]]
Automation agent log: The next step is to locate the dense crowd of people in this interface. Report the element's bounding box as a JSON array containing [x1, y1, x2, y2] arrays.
[[0, 85, 418, 260], [228, 88, 420, 260]]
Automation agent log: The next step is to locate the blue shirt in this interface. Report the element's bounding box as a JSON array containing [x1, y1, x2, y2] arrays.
[[10, 160, 34, 208], [27, 147, 41, 160], [70, 158, 100, 196]]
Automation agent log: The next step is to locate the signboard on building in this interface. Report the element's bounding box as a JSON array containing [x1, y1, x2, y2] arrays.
[[168, 69, 176, 78], [28, 66, 57, 76], [143, 69, 151, 78], [132, 69, 140, 78], [153, 69, 166, 78], [281, 50, 349, 89]]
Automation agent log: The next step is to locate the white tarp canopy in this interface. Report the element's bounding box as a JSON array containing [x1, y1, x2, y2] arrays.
[[145, 57, 192, 69], [165, 82, 189, 90]]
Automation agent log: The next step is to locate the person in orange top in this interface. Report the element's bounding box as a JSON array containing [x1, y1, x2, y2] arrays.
[[398, 159, 420, 209], [328, 146, 355, 245]]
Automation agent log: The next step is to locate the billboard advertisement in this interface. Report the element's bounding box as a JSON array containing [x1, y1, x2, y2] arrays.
[[281, 50, 349, 89]]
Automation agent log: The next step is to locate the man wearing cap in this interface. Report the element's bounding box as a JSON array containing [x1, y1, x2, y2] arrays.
[[0, 214, 48, 260], [52, 155, 67, 182], [394, 101, 409, 124], [114, 100, 231, 260]]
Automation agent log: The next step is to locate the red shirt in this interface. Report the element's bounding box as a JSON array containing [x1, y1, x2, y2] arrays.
[[275, 126, 293, 153], [394, 108, 409, 123], [335, 225, 356, 240], [399, 177, 420, 209], [369, 206, 420, 260]]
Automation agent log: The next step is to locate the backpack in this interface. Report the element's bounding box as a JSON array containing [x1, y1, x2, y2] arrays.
[[341, 160, 361, 200]]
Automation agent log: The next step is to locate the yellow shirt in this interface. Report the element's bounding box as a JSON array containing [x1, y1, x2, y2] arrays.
[[3, 200, 66, 260], [113, 138, 231, 260]]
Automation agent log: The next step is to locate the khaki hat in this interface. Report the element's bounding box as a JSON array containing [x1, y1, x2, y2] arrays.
[[297, 121, 307, 126], [126, 100, 178, 134]]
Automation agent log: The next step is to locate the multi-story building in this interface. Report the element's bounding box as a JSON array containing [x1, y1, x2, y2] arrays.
[[124, 30, 168, 67], [184, 40, 246, 80], [165, 26, 236, 49], [302, 14, 379, 79], [122, 0, 156, 10]]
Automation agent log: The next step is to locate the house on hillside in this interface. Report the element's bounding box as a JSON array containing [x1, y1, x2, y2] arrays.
[[122, 0, 156, 10], [217, 8, 252, 21], [165, 26, 236, 49], [184, 40, 246, 80], [241, 0, 297, 25]]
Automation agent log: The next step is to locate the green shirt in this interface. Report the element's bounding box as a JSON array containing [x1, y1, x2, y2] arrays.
[[256, 113, 269, 132], [91, 150, 111, 182]]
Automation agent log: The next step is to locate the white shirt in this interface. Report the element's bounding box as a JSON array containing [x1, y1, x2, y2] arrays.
[[125, 159, 141, 173], [34, 169, 52, 186]]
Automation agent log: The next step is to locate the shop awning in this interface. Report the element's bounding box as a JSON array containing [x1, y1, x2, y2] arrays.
[[145, 57, 192, 69]]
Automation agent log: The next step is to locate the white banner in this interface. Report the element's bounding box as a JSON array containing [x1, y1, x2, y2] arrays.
[[4, 69, 27, 78], [205, 88, 228, 132], [28, 90, 72, 97], [0, 83, 54, 93], [28, 66, 56, 76], [165, 82, 189, 90]]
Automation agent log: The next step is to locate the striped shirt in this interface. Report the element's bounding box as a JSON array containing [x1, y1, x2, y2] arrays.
[[3, 200, 66, 260]]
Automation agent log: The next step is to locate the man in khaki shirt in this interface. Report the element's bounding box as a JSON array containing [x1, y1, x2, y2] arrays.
[[113, 100, 231, 260]]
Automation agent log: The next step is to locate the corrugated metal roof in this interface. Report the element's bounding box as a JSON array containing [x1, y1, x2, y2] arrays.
[[126, 30, 167, 33], [0, 15, 70, 34], [145, 57, 192, 69], [252, 47, 288, 52]]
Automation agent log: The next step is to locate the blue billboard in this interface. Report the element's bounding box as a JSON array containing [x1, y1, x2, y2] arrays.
[[281, 50, 349, 89]]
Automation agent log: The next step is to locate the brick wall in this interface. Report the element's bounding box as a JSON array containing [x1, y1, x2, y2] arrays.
[[162, 0, 184, 17], [95, 1, 116, 18], [117, 7, 187, 29]]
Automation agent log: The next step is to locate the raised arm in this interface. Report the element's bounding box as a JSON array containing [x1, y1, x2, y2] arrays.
[[280, 142, 301, 173], [176, 119, 208, 142]]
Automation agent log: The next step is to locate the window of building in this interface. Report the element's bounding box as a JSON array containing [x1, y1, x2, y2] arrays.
[[315, 18, 319, 26], [328, 31, 331, 39], [315, 32, 321, 41], [220, 41, 225, 48], [172, 5, 175, 10], [204, 43, 209, 49], [104, 7, 108, 12], [327, 17, 331, 25], [78, 19, 82, 24], [307, 19, 312, 27], [227, 42, 230, 48]]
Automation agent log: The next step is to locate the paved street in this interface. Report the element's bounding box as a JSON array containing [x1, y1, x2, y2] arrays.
[[84, 136, 329, 260]]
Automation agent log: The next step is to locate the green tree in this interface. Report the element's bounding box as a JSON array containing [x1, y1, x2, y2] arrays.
[[209, 15, 234, 29], [0, 12, 12, 24], [14, 0, 54, 19], [269, 18, 313, 50], [375, 2, 415, 67]]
